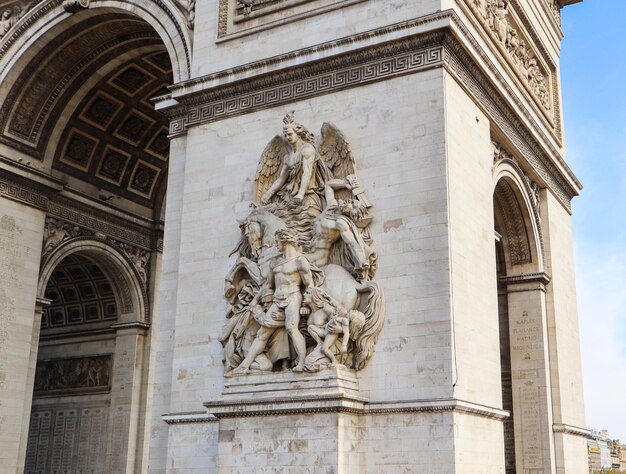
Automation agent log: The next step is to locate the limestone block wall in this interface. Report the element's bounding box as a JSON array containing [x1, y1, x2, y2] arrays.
[[442, 72, 502, 409], [168, 69, 455, 414], [193, 0, 441, 76], [0, 197, 45, 472], [147, 136, 189, 473]]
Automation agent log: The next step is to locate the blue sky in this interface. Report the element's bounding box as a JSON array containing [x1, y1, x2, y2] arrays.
[[561, 0, 626, 441]]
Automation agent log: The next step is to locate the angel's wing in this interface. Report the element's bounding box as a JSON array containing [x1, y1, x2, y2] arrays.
[[318, 122, 356, 181], [253, 135, 288, 204]]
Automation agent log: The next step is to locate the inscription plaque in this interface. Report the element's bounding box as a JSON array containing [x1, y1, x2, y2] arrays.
[[25, 405, 109, 473]]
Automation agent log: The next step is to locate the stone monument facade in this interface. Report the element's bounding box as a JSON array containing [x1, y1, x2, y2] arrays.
[[0, 0, 588, 472]]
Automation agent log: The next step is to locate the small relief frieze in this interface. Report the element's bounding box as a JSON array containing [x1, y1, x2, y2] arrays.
[[223, 112, 385, 377], [468, 0, 551, 110], [33, 355, 111, 395], [220, 0, 364, 38]]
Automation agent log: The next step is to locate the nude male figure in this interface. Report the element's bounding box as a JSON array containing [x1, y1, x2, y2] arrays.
[[228, 228, 313, 375]]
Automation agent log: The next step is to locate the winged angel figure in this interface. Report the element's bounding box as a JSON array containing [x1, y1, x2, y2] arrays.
[[221, 112, 384, 375]]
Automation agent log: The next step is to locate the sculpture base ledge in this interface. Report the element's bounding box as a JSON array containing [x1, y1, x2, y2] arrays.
[[221, 365, 361, 400]]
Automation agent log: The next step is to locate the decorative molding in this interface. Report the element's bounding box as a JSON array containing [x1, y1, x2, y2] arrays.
[[46, 196, 154, 251], [495, 179, 532, 265], [202, 395, 510, 420], [0, 174, 49, 210], [442, 33, 576, 209], [162, 412, 218, 425], [164, 13, 578, 210], [166, 32, 446, 134], [498, 271, 551, 285], [492, 140, 545, 265], [553, 423, 591, 439], [1, 27, 160, 158], [110, 320, 151, 331]]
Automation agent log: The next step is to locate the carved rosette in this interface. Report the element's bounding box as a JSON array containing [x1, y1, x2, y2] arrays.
[[222, 112, 385, 376]]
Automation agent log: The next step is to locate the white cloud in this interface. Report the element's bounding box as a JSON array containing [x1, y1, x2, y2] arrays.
[[576, 244, 626, 441]]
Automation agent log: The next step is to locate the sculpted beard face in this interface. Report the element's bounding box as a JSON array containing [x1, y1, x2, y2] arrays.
[[244, 222, 262, 255]]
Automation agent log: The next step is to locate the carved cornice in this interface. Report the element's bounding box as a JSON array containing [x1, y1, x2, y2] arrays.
[[443, 35, 576, 209], [162, 412, 218, 425], [201, 395, 510, 420], [165, 30, 446, 134], [553, 423, 592, 438], [498, 271, 551, 285], [0, 161, 64, 210], [163, 11, 578, 210], [46, 196, 155, 251]]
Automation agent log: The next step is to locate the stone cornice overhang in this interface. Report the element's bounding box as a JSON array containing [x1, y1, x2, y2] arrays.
[[161, 397, 510, 421], [0, 154, 65, 210], [157, 10, 581, 211], [0, 155, 162, 252]]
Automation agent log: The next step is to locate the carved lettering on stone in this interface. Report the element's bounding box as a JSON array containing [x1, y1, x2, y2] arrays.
[[33, 355, 112, 394], [222, 112, 385, 376]]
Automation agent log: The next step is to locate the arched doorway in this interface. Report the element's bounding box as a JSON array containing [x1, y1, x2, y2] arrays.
[[27, 253, 119, 472], [492, 141, 556, 472], [0, 1, 191, 471]]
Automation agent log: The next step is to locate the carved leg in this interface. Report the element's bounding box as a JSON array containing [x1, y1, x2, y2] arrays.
[[227, 326, 273, 376], [285, 300, 306, 372]]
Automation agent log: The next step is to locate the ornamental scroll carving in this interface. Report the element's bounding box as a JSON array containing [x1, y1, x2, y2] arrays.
[[222, 112, 385, 376], [469, 0, 551, 110]]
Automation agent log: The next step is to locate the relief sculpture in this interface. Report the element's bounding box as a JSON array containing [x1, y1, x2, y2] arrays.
[[470, 0, 551, 110], [222, 112, 384, 375]]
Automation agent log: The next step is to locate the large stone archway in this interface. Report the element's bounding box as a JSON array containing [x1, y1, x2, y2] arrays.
[[27, 241, 149, 472], [492, 142, 556, 473], [0, 1, 191, 471]]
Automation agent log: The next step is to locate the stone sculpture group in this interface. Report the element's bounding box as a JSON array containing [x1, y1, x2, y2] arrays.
[[222, 112, 385, 376]]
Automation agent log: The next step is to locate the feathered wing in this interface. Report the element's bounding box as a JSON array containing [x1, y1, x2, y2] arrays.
[[254, 135, 288, 204], [318, 122, 356, 201]]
